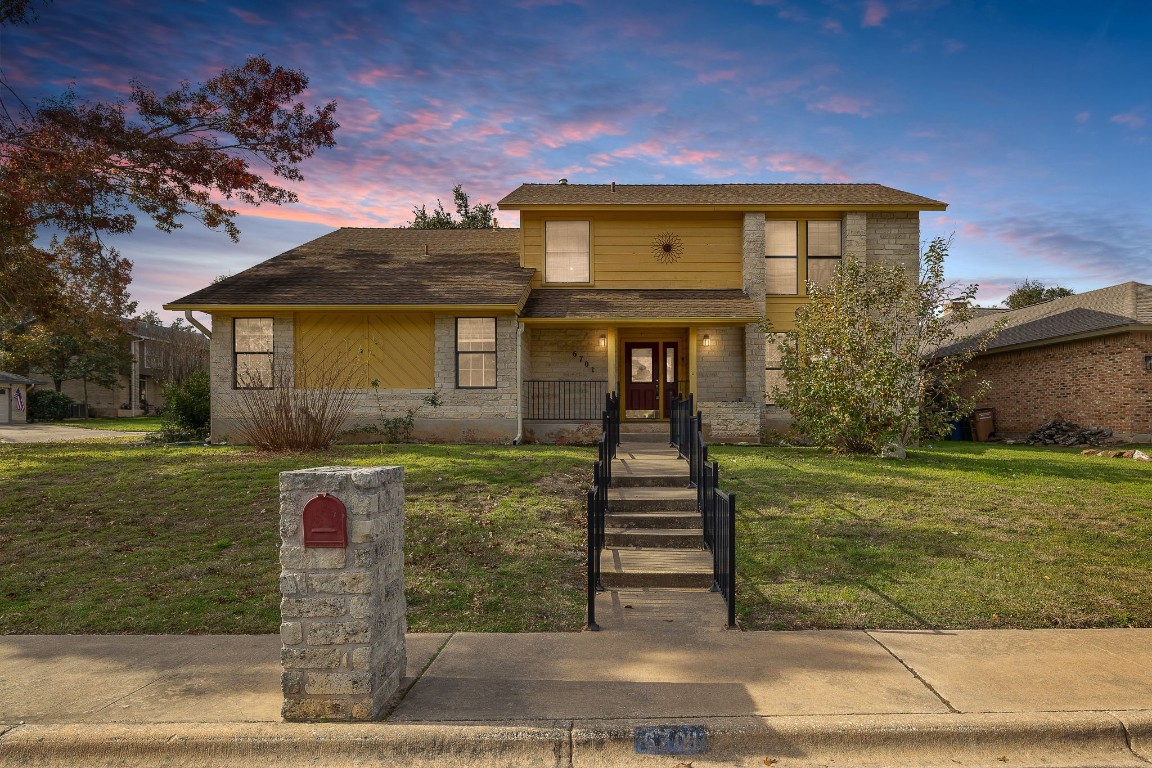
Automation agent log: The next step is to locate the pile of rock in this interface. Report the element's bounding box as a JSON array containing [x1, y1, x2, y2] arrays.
[[1081, 449, 1151, 461], [1025, 419, 1112, 446]]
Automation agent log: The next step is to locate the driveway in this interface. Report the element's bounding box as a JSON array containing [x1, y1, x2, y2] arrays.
[[0, 424, 142, 443]]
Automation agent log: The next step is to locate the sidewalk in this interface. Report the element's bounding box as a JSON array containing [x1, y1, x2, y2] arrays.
[[2, 628, 1151, 766]]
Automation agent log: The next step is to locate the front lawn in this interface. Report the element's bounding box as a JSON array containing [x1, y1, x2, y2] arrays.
[[717, 442, 1152, 630], [64, 416, 165, 432], [0, 442, 589, 634], [1, 439, 1148, 634]]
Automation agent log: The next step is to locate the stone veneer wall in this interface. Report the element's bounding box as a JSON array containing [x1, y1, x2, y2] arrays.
[[866, 211, 919, 279], [696, 326, 745, 402], [701, 401, 762, 443], [279, 465, 406, 721], [209, 313, 519, 444], [524, 327, 611, 382], [962, 332, 1152, 442]]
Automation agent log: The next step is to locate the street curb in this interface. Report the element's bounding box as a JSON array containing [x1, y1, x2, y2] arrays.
[[2, 711, 1151, 767]]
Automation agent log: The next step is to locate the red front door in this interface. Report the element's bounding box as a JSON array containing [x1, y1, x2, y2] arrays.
[[624, 342, 659, 417]]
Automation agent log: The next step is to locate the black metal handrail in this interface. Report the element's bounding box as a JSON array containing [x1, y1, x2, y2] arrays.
[[670, 393, 737, 629], [524, 379, 609, 421], [587, 391, 619, 631]]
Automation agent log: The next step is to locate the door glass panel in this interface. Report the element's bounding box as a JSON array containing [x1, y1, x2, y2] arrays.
[[630, 348, 653, 383]]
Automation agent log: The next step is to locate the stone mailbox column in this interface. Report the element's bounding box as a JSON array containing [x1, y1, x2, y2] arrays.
[[278, 465, 406, 721]]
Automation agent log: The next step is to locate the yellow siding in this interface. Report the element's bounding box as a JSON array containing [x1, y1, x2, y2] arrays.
[[295, 313, 435, 389], [296, 313, 369, 388], [764, 297, 807, 332], [368, 314, 435, 388], [521, 211, 742, 289]]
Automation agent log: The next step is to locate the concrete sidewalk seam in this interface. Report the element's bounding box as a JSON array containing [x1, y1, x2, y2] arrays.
[[381, 632, 455, 720], [866, 629, 960, 713]]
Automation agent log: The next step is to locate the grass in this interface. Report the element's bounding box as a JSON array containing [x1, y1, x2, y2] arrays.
[[0, 441, 590, 634], [1, 438, 1149, 635], [62, 416, 165, 432], [716, 442, 1152, 631]]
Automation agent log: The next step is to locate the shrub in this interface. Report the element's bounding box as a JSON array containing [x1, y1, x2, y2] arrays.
[[28, 389, 74, 422], [159, 369, 210, 440], [227, 354, 360, 452]]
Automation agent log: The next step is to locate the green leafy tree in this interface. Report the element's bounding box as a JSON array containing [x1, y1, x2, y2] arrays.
[[160, 369, 210, 440], [408, 185, 498, 229], [1003, 279, 1074, 309], [1, 7, 338, 326], [770, 237, 1000, 455]]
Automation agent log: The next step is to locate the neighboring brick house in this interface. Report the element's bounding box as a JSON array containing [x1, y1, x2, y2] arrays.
[[165, 182, 945, 444], [944, 282, 1152, 443]]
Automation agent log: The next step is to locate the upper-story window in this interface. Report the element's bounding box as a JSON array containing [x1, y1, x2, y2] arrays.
[[806, 220, 842, 289], [234, 317, 274, 388], [765, 219, 843, 295], [545, 220, 590, 283]]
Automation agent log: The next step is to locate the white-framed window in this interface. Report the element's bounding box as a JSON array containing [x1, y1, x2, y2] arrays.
[[765, 220, 798, 295], [234, 317, 274, 388], [545, 220, 590, 283], [456, 317, 497, 388], [806, 220, 842, 289]]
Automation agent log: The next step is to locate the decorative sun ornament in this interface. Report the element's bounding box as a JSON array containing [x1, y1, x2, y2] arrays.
[[651, 231, 684, 264]]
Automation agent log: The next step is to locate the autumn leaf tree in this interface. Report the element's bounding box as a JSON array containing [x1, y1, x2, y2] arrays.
[[408, 185, 499, 229], [0, 3, 339, 328], [769, 237, 1000, 456]]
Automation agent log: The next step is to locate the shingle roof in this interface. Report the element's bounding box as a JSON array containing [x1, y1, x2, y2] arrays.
[[499, 183, 946, 209], [521, 289, 761, 321], [938, 281, 1152, 356], [0, 371, 36, 385], [167, 228, 532, 309]]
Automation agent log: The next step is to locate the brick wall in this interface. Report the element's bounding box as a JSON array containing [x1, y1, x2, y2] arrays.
[[963, 331, 1152, 441]]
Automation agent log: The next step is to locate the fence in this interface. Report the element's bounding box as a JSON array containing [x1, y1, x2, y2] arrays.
[[523, 380, 609, 421], [670, 394, 737, 629], [586, 391, 619, 631]]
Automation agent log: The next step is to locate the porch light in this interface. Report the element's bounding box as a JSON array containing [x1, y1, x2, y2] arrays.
[[702, 334, 712, 347], [598, 334, 607, 348]]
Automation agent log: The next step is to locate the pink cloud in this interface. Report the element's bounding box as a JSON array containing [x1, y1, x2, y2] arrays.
[[228, 7, 271, 25], [821, 18, 844, 34], [1110, 112, 1146, 129], [809, 94, 875, 117], [943, 39, 964, 55], [698, 69, 739, 85], [862, 0, 889, 27], [350, 66, 412, 86], [383, 108, 465, 143], [1075, 111, 1091, 124], [536, 119, 627, 149], [762, 152, 850, 182]]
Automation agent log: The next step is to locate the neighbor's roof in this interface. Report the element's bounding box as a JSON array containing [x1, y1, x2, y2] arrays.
[[0, 371, 36, 385], [938, 281, 1152, 356], [499, 183, 946, 210], [166, 228, 533, 310], [521, 289, 761, 322]]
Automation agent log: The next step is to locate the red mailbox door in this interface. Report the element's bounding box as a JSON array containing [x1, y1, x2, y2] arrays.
[[302, 494, 348, 548]]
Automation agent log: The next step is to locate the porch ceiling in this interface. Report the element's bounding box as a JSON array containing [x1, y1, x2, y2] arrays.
[[520, 289, 760, 322]]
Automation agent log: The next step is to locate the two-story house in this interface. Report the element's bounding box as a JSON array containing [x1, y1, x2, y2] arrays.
[[165, 183, 945, 444]]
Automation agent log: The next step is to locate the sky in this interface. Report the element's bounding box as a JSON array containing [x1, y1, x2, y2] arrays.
[[3, 0, 1150, 322]]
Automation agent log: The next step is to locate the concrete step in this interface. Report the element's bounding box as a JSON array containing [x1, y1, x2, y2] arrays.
[[605, 512, 701, 530], [608, 486, 697, 513], [604, 528, 704, 549], [598, 547, 715, 589]]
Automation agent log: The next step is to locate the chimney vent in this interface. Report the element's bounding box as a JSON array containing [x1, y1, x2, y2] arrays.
[[611, 181, 616, 192], [558, 178, 568, 185]]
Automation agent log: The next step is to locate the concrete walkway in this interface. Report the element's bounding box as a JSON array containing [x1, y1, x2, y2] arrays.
[[0, 423, 141, 442], [2, 629, 1151, 766]]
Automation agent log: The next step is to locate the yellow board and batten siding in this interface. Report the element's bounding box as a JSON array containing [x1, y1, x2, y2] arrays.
[[520, 211, 742, 289], [295, 313, 435, 389]]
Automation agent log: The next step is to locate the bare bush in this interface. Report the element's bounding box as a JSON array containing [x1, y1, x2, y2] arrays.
[[228, 351, 362, 452]]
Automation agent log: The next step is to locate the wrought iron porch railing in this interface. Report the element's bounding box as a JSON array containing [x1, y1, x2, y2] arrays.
[[669, 394, 737, 629], [586, 390, 619, 631], [524, 379, 609, 421]]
